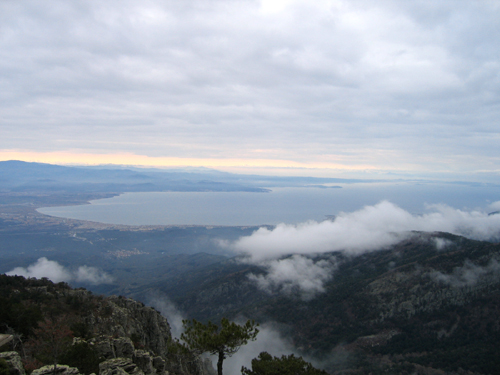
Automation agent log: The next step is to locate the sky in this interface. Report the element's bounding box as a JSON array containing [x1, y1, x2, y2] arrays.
[[1, 0, 500, 180]]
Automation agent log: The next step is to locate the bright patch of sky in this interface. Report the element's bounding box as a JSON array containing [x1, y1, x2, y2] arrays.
[[1, 0, 499, 181]]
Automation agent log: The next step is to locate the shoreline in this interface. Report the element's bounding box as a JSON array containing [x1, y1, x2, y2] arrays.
[[0, 192, 267, 231]]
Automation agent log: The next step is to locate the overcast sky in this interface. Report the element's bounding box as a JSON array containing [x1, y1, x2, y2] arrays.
[[1, 0, 499, 180]]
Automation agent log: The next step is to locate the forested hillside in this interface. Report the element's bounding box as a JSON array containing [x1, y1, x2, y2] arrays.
[[144, 232, 500, 374]]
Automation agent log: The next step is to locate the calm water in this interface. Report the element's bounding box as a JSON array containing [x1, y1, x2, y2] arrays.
[[38, 183, 500, 226]]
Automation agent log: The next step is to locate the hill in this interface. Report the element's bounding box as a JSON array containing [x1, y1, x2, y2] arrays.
[[137, 232, 500, 374]]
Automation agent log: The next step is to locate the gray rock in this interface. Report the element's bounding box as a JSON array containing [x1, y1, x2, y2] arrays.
[[113, 338, 134, 359], [31, 365, 80, 375], [0, 351, 26, 375], [99, 358, 144, 375], [132, 351, 154, 375], [90, 337, 134, 360], [151, 356, 165, 375]]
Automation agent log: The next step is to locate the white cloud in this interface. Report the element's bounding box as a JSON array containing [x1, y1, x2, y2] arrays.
[[246, 255, 337, 299], [431, 259, 500, 287], [228, 200, 500, 296], [489, 201, 500, 212], [6, 257, 114, 285], [432, 237, 454, 251], [147, 293, 186, 339], [6, 257, 72, 283], [219, 321, 299, 375], [74, 265, 114, 285], [231, 201, 500, 262]]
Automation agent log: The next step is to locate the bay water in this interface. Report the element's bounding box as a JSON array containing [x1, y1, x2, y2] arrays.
[[37, 182, 500, 226]]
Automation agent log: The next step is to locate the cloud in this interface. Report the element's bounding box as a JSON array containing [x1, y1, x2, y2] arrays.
[[227, 200, 500, 296], [6, 257, 72, 283], [219, 321, 300, 375], [1, 1, 500, 178], [147, 293, 186, 339], [431, 259, 500, 287], [432, 237, 454, 251], [6, 257, 114, 285], [147, 293, 312, 374], [74, 265, 114, 285], [232, 201, 500, 261], [246, 255, 338, 299], [489, 201, 500, 212], [147, 294, 322, 374]]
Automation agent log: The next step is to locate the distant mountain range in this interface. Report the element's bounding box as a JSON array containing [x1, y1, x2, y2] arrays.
[[0, 160, 370, 194]]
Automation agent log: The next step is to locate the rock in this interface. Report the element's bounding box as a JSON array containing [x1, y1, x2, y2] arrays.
[[0, 335, 13, 348], [132, 351, 154, 375], [0, 351, 26, 375], [90, 337, 135, 360], [84, 296, 171, 359], [99, 358, 144, 375], [152, 357, 165, 375], [31, 365, 80, 375], [113, 338, 135, 359]]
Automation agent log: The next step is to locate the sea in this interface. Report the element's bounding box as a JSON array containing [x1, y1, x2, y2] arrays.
[[37, 182, 500, 226]]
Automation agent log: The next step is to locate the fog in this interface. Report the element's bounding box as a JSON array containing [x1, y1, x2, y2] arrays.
[[6, 257, 113, 285], [222, 321, 299, 375], [232, 201, 500, 261], [229, 200, 500, 296], [147, 293, 186, 339], [431, 259, 500, 287], [247, 255, 338, 300], [148, 295, 317, 374]]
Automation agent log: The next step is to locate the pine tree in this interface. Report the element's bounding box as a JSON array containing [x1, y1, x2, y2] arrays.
[[180, 318, 259, 375]]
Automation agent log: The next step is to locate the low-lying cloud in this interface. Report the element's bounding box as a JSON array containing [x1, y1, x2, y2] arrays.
[[247, 255, 338, 300], [219, 321, 299, 375], [227, 201, 500, 297], [431, 259, 500, 287], [6, 257, 113, 285], [147, 293, 186, 339], [146, 295, 312, 374], [432, 237, 454, 251], [231, 201, 500, 261]]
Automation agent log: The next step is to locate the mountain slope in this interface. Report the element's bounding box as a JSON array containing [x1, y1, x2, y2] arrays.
[[146, 232, 500, 374], [0, 275, 212, 375]]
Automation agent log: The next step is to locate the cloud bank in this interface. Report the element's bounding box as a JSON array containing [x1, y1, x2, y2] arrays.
[[229, 201, 500, 296], [233, 201, 500, 261], [6, 257, 114, 285]]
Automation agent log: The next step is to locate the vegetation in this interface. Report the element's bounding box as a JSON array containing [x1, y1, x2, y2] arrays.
[[2, 229, 500, 374], [241, 352, 328, 375], [180, 318, 259, 375], [59, 342, 101, 375], [25, 316, 74, 372], [0, 359, 10, 375]]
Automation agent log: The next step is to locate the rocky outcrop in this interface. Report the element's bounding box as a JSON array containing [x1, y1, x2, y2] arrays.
[[31, 365, 80, 375], [99, 358, 143, 375], [85, 337, 135, 360], [68, 293, 172, 359], [0, 352, 25, 375], [72, 335, 214, 375]]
